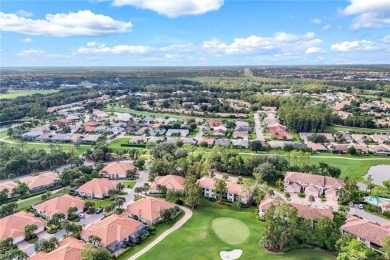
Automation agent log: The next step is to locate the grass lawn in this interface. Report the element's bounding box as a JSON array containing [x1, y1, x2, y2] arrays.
[[117, 211, 185, 260], [17, 188, 68, 211], [103, 106, 245, 121], [0, 89, 59, 99], [325, 125, 390, 134], [121, 181, 136, 188], [1, 138, 90, 156], [138, 203, 336, 260], [309, 157, 390, 179], [83, 198, 112, 208]]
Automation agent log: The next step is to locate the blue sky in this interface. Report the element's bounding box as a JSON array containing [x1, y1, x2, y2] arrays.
[[1, 0, 389, 66]]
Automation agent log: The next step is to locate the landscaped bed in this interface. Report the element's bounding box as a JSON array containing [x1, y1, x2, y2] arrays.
[[137, 203, 336, 260]]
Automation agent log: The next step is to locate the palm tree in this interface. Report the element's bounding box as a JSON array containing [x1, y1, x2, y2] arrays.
[[88, 235, 102, 246], [308, 195, 315, 205]]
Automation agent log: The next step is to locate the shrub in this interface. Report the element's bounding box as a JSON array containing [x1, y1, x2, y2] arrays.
[[282, 244, 315, 253]]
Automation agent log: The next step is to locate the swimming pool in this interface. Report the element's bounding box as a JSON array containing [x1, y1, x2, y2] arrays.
[[366, 196, 390, 205]]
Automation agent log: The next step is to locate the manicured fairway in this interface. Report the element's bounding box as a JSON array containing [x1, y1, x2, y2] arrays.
[[212, 217, 250, 245], [138, 205, 336, 260]]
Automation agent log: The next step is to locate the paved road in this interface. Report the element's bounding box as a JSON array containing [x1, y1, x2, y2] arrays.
[[253, 113, 264, 141], [129, 206, 193, 260], [193, 126, 205, 141], [349, 207, 388, 224], [124, 168, 150, 207]]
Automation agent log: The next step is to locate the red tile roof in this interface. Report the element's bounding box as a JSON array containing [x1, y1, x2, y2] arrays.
[[33, 194, 84, 217], [100, 162, 136, 176], [0, 211, 45, 240], [30, 237, 84, 260], [76, 178, 118, 197], [125, 197, 176, 223], [150, 175, 185, 191]]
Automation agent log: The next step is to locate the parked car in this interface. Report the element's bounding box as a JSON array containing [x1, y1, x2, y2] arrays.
[[78, 213, 85, 219], [96, 208, 103, 214], [349, 202, 354, 207], [358, 204, 364, 209]]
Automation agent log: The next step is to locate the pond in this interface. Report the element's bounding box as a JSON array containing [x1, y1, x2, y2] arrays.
[[364, 165, 390, 186]]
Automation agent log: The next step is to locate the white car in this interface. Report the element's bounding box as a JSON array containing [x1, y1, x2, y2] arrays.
[[78, 213, 86, 219], [358, 204, 364, 209]]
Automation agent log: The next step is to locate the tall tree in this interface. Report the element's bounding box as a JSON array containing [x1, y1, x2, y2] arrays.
[[214, 179, 227, 203], [81, 243, 112, 260]]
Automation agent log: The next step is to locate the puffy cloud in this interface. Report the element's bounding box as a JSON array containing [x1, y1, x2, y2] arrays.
[[305, 47, 323, 54], [17, 49, 46, 55], [112, 0, 224, 18], [15, 10, 33, 18], [77, 42, 151, 54], [322, 25, 331, 30], [330, 40, 384, 52], [341, 0, 390, 29], [310, 18, 322, 24], [0, 10, 133, 36], [202, 32, 321, 54], [20, 37, 34, 43]]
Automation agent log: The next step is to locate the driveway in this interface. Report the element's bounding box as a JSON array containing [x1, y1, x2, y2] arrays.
[[349, 208, 388, 224], [253, 112, 265, 141], [124, 168, 150, 206]]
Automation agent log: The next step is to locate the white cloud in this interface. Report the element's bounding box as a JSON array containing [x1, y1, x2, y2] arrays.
[[330, 40, 384, 52], [341, 0, 390, 29], [112, 0, 224, 18], [322, 24, 331, 30], [310, 18, 322, 24], [20, 37, 34, 43], [202, 32, 321, 54], [15, 10, 33, 18], [0, 10, 133, 36], [17, 49, 46, 55], [78, 42, 151, 54], [305, 47, 323, 54]]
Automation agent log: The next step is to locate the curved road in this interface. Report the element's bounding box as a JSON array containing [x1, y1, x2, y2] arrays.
[[129, 206, 193, 260]]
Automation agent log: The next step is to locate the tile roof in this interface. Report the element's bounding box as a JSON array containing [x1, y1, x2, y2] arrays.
[[81, 214, 144, 247], [100, 162, 136, 176], [76, 178, 118, 197], [285, 172, 345, 189], [19, 172, 59, 190], [33, 194, 84, 217], [341, 215, 390, 246], [30, 237, 84, 260], [150, 175, 185, 191], [125, 197, 176, 223], [198, 176, 247, 196], [0, 181, 18, 195], [0, 211, 45, 240], [259, 197, 333, 220]]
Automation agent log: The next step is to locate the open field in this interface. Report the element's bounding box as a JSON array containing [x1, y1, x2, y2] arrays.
[[0, 137, 90, 156], [325, 125, 390, 134], [0, 89, 58, 99], [138, 203, 336, 260], [239, 152, 390, 179], [103, 106, 244, 121], [309, 157, 390, 179], [121, 181, 136, 188], [83, 198, 112, 208]]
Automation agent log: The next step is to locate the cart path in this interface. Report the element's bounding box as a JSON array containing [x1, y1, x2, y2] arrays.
[[129, 206, 193, 260]]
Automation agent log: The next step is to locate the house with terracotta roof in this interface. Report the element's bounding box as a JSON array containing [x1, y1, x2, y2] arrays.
[[0, 211, 45, 244], [150, 175, 185, 194], [33, 194, 84, 220], [125, 197, 179, 225], [340, 215, 390, 253], [197, 176, 251, 204], [100, 162, 137, 179], [0, 181, 18, 198], [306, 141, 328, 152], [209, 119, 223, 127], [30, 237, 85, 260], [258, 196, 334, 221], [232, 131, 249, 139], [197, 138, 215, 146], [80, 214, 149, 253], [284, 172, 345, 200], [272, 130, 293, 140], [76, 178, 118, 199], [19, 172, 61, 193]]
